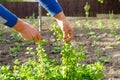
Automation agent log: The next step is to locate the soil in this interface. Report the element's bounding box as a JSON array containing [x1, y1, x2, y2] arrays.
[[0, 17, 120, 80]]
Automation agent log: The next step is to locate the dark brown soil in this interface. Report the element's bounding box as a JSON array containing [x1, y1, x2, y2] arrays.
[[0, 18, 120, 80]]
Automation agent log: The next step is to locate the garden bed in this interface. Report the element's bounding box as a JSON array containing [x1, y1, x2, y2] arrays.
[[0, 17, 120, 80]]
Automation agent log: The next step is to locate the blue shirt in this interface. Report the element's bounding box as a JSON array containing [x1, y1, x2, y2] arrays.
[[0, 0, 62, 28]]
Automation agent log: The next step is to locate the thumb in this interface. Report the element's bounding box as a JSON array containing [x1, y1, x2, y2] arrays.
[[63, 31, 68, 42]]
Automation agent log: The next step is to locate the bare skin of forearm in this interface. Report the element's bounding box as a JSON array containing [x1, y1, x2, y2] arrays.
[[54, 11, 74, 42]]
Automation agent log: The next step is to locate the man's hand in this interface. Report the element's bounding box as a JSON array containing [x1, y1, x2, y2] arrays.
[[13, 19, 42, 42], [54, 11, 74, 42]]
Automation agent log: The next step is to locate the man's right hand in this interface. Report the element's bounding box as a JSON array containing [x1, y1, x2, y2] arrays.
[[13, 19, 42, 42], [54, 11, 74, 42]]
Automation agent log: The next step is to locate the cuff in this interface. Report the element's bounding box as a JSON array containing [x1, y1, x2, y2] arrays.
[[0, 4, 18, 28], [39, 0, 63, 16]]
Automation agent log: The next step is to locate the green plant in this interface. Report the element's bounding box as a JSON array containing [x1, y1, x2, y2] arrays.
[[60, 43, 85, 79], [49, 22, 63, 41], [0, 39, 104, 80], [98, 0, 104, 3], [97, 56, 110, 63], [46, 13, 51, 16], [25, 13, 39, 28], [0, 38, 10, 43], [96, 20, 106, 30], [0, 66, 15, 80], [109, 11, 119, 29], [110, 30, 117, 34], [0, 28, 5, 36], [115, 35, 120, 41], [109, 11, 114, 23], [88, 31, 95, 36], [9, 42, 21, 57], [105, 45, 113, 49], [83, 20, 91, 30], [0, 18, 105, 79], [75, 20, 81, 27], [88, 31, 102, 40], [84, 2, 91, 19], [95, 49, 103, 54], [10, 30, 23, 41], [50, 43, 62, 54]]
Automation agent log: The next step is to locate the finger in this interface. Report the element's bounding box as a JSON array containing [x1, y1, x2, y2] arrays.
[[64, 31, 73, 43], [64, 35, 72, 43], [65, 39, 70, 43], [32, 36, 38, 42], [20, 33, 31, 41], [35, 34, 42, 42], [68, 29, 74, 40], [63, 31, 68, 42], [38, 34, 42, 40]]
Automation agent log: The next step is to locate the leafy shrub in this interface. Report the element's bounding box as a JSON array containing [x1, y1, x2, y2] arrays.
[[0, 22, 104, 80], [0, 40, 104, 80]]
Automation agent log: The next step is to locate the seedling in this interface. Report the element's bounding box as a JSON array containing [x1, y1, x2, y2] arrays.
[[115, 35, 120, 41], [50, 43, 62, 54], [96, 20, 106, 30], [83, 20, 91, 30], [9, 42, 21, 57], [84, 2, 90, 19], [109, 29, 116, 34], [0, 38, 10, 43], [10, 30, 23, 41], [25, 13, 39, 28], [95, 49, 103, 54], [75, 20, 81, 27], [0, 28, 5, 36], [98, 0, 104, 3], [105, 45, 113, 49], [88, 31, 102, 40], [97, 56, 110, 63]]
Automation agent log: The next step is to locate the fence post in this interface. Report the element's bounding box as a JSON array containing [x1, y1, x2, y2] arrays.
[[38, 4, 42, 32]]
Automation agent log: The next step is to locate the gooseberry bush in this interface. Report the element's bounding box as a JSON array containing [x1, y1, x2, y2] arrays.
[[0, 25, 104, 80]]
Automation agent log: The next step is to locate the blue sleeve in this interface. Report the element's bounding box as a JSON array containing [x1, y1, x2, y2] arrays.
[[0, 4, 18, 28], [0, 1, 62, 28], [39, 0, 63, 16]]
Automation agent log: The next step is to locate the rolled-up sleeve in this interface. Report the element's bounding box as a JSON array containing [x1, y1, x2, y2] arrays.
[[0, 4, 18, 28], [39, 0, 63, 16]]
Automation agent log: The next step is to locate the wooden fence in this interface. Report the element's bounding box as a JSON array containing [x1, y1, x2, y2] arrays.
[[0, 0, 120, 18], [0, 2, 39, 18], [58, 0, 120, 16]]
